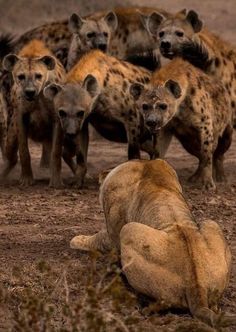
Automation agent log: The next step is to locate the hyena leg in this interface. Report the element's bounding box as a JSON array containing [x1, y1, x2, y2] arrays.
[[0, 122, 6, 160], [73, 124, 89, 188], [189, 128, 215, 190], [124, 121, 140, 160], [70, 229, 112, 253], [213, 124, 233, 182], [40, 141, 52, 168], [50, 122, 64, 188], [155, 129, 173, 159], [62, 146, 77, 174], [1, 123, 18, 178], [18, 114, 34, 186]]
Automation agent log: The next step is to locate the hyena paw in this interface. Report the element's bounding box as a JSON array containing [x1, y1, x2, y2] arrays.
[[20, 175, 34, 187], [49, 177, 64, 189]]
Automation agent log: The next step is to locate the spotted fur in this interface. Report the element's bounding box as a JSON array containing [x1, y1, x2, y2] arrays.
[[131, 58, 233, 190], [1, 40, 66, 186]]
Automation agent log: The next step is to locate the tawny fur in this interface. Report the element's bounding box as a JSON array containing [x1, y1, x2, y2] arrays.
[[70, 159, 232, 328]]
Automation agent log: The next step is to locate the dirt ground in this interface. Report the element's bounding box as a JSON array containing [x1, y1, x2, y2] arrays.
[[0, 0, 236, 331]]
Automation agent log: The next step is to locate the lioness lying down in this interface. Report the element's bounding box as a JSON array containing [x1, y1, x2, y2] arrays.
[[70, 159, 234, 328]]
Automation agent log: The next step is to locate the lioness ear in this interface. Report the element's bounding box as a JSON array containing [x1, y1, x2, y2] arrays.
[[104, 11, 118, 31], [146, 12, 165, 36], [83, 74, 100, 97], [186, 10, 203, 33], [130, 83, 144, 99], [3, 54, 19, 72], [69, 13, 85, 33], [99, 168, 113, 185], [39, 55, 56, 70], [165, 79, 182, 99], [44, 83, 62, 101]]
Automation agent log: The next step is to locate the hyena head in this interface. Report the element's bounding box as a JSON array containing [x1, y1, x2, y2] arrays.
[[44, 75, 100, 139], [144, 9, 203, 59], [130, 80, 182, 134], [69, 11, 118, 53], [3, 54, 56, 101]]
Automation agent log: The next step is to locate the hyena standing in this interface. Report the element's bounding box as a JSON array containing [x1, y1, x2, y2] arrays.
[[130, 58, 233, 190], [142, 9, 236, 127], [1, 40, 65, 186], [44, 50, 156, 187]]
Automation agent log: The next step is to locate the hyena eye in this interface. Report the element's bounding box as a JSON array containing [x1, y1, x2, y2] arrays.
[[35, 73, 42, 80], [142, 103, 149, 111], [59, 110, 67, 118], [18, 74, 25, 81], [159, 103, 167, 110], [103, 32, 108, 38], [76, 111, 84, 118], [175, 31, 184, 37], [87, 32, 96, 38], [159, 31, 165, 38]]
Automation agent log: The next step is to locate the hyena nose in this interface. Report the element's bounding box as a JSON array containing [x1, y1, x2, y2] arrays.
[[97, 43, 107, 52], [24, 89, 36, 100], [146, 119, 157, 128], [161, 41, 171, 50], [65, 133, 77, 140]]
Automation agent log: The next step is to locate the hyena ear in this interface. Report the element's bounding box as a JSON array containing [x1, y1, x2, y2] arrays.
[[130, 83, 144, 99], [69, 13, 85, 33], [145, 12, 165, 36], [177, 9, 187, 16], [165, 79, 182, 99], [3, 54, 19, 72], [104, 11, 118, 32], [39, 55, 56, 70], [83, 74, 100, 97], [186, 10, 203, 33], [44, 83, 62, 101]]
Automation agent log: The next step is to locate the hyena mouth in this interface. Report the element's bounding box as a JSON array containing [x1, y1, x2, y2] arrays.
[[160, 49, 175, 59]]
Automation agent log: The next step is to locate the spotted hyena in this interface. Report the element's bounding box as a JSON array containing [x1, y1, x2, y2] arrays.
[[1, 40, 65, 186], [67, 7, 170, 70], [44, 75, 100, 188], [143, 9, 236, 127], [43, 50, 158, 187], [130, 58, 233, 190]]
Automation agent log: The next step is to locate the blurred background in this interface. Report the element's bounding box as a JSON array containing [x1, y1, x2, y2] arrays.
[[0, 0, 235, 43]]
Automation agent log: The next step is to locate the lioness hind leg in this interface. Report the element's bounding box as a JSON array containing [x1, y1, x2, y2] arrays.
[[70, 229, 112, 253], [120, 222, 183, 307]]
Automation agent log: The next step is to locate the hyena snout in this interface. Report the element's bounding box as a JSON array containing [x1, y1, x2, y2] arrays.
[[97, 43, 107, 52], [146, 115, 163, 132], [64, 120, 79, 140], [160, 40, 172, 51], [95, 36, 108, 52], [24, 87, 37, 101]]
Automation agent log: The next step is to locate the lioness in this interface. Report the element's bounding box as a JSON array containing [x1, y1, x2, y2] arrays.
[[70, 159, 234, 328]]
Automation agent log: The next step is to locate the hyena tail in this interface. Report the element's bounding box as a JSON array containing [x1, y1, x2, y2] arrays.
[[70, 229, 112, 253], [179, 40, 213, 72]]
